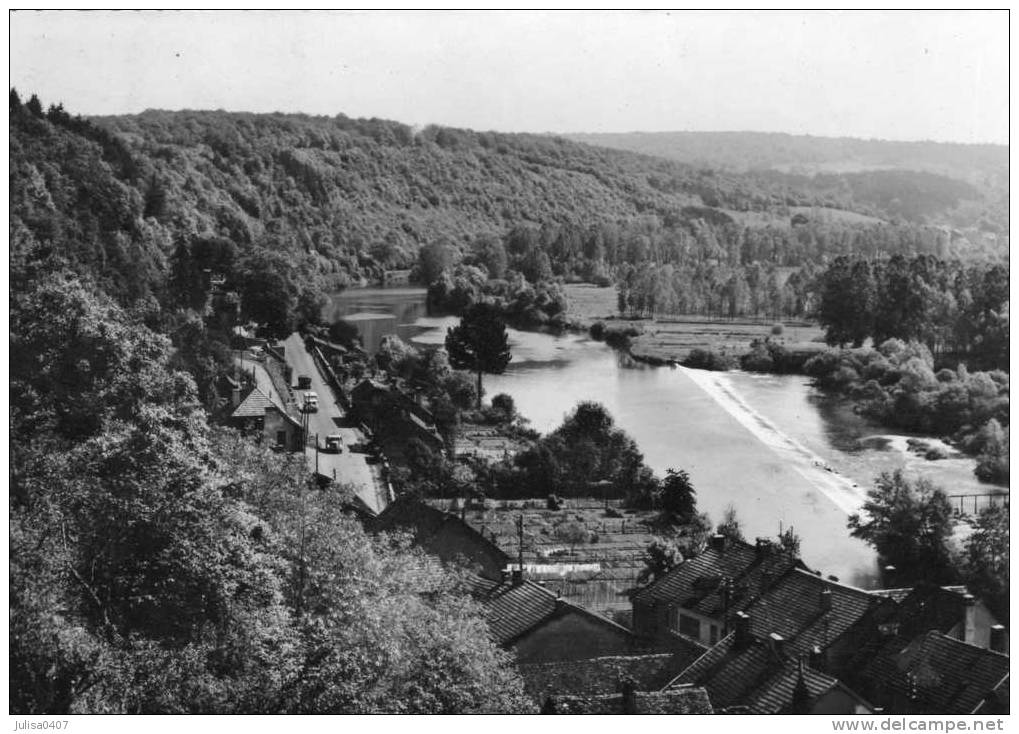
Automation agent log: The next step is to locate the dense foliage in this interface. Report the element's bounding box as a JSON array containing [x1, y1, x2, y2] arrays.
[[11, 92, 1006, 319], [10, 273, 532, 714], [848, 471, 1009, 619], [817, 254, 1008, 370], [445, 302, 513, 407], [803, 340, 1009, 483]]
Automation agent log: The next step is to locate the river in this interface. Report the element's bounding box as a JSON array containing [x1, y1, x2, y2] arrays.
[[329, 287, 1002, 589]]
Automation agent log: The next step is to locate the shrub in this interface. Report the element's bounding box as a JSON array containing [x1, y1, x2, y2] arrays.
[[771, 323, 784, 336], [683, 348, 737, 371]]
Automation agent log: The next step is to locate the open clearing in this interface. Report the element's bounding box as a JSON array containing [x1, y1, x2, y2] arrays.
[[564, 283, 827, 363]]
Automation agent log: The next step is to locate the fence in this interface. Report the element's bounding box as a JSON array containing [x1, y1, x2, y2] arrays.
[[948, 493, 1009, 516]]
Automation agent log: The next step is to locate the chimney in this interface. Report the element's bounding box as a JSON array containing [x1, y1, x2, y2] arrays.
[[734, 611, 752, 649], [808, 644, 827, 672], [620, 679, 637, 715], [500, 569, 509, 585], [962, 593, 977, 644], [820, 586, 833, 612], [989, 624, 1006, 653], [755, 537, 774, 557], [709, 534, 727, 553], [768, 632, 786, 660], [511, 568, 524, 586]]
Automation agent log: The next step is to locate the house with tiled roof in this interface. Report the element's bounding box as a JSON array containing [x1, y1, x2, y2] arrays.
[[881, 583, 1007, 653], [668, 627, 873, 714], [738, 568, 881, 662], [849, 631, 1010, 714], [631, 534, 805, 647], [473, 576, 638, 664], [542, 684, 714, 715], [350, 378, 444, 462], [369, 498, 510, 580], [229, 386, 304, 451], [656, 567, 887, 714]]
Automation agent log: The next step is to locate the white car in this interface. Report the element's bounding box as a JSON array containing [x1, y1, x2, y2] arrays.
[[302, 391, 319, 412]]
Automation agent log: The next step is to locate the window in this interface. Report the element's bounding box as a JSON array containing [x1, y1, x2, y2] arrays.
[[276, 430, 287, 447], [679, 614, 701, 640]]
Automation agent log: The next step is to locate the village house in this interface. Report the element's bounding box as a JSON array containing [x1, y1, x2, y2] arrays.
[[830, 583, 1010, 714], [350, 378, 445, 462], [867, 583, 1008, 653], [847, 630, 1010, 715], [472, 574, 639, 664], [631, 534, 804, 646], [668, 623, 875, 714], [228, 386, 304, 451]]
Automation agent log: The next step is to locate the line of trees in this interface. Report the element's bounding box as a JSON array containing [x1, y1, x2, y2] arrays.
[[818, 254, 1008, 370]]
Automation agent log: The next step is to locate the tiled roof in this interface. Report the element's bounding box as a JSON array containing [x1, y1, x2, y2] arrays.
[[520, 653, 693, 699], [858, 631, 1010, 714], [474, 578, 636, 648], [668, 633, 852, 714], [231, 387, 281, 418], [631, 539, 802, 618], [545, 687, 714, 714], [893, 584, 980, 639], [480, 580, 560, 645], [744, 569, 878, 656]]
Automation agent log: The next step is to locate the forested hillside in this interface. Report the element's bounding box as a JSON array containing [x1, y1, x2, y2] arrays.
[[566, 131, 1008, 234], [11, 91, 1006, 311]]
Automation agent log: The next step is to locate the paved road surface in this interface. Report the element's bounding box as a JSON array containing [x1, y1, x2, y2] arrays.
[[282, 334, 391, 514]]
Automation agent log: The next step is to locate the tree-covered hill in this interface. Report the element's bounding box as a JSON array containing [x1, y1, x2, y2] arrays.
[[12, 91, 1005, 308], [565, 131, 1008, 233]]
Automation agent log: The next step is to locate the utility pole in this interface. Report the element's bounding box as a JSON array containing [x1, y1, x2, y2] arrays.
[[315, 433, 319, 475], [517, 514, 524, 573]]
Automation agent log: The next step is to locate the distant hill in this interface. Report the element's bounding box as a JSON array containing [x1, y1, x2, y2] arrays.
[[565, 131, 1008, 233], [9, 96, 1008, 306]]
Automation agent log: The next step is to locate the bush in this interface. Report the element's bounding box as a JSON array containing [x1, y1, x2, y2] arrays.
[[589, 321, 606, 341], [683, 348, 737, 371], [771, 323, 784, 336]]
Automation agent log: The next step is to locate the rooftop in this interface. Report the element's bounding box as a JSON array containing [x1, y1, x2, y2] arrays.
[[743, 568, 879, 656], [631, 537, 804, 618], [520, 650, 704, 700], [669, 633, 860, 714], [231, 386, 286, 418], [858, 631, 1010, 714], [544, 686, 714, 715]]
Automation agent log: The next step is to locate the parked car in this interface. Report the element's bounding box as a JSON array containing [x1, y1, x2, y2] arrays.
[[324, 434, 343, 453], [297, 375, 312, 390], [302, 391, 319, 412]]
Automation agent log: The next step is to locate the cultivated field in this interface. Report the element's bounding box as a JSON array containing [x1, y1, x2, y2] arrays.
[[427, 497, 663, 619], [564, 283, 827, 364]]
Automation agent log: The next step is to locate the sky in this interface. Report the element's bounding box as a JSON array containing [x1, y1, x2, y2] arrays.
[[8, 10, 1010, 144]]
